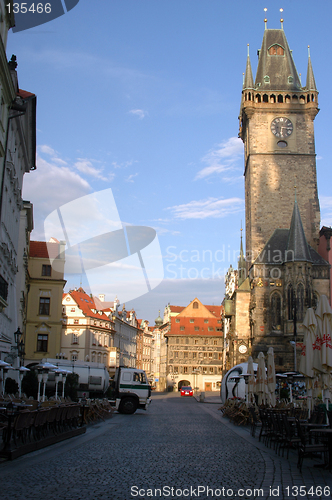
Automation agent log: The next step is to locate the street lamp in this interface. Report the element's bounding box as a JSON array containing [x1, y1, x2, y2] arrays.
[[14, 327, 25, 365]]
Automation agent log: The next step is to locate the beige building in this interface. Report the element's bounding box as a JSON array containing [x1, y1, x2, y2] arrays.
[[165, 299, 223, 392], [25, 241, 66, 363], [61, 288, 115, 372]]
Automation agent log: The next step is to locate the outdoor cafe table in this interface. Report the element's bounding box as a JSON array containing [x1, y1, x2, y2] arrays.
[[310, 428, 332, 470]]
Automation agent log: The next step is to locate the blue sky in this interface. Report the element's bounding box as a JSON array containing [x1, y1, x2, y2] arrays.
[[7, 1, 332, 323]]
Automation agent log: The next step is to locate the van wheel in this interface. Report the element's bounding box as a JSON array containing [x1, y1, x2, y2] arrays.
[[119, 397, 138, 414]]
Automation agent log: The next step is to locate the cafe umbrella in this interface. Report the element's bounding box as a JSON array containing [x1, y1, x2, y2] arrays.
[[267, 347, 276, 407], [299, 307, 317, 413]]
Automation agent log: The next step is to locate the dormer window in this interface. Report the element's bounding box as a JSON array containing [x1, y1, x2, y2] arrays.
[[268, 44, 284, 56], [264, 75, 270, 83], [288, 76, 294, 84]]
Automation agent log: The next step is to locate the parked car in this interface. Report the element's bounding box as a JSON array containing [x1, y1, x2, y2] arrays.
[[180, 386, 193, 397]]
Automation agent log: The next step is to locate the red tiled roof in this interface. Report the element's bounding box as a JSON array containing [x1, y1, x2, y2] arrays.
[[66, 289, 110, 321], [29, 241, 60, 259], [205, 306, 222, 316], [168, 316, 222, 336], [169, 305, 185, 313], [18, 89, 35, 99]]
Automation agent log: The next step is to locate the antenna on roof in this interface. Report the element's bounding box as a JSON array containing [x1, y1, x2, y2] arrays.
[[264, 8, 267, 29], [280, 8, 284, 29]]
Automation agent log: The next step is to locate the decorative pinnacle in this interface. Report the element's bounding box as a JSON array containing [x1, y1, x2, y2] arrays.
[[280, 8, 284, 28], [308, 45, 311, 57], [264, 8, 267, 29], [247, 43, 250, 56]]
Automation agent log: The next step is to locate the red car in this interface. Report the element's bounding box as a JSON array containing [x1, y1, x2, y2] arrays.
[[180, 386, 193, 396]]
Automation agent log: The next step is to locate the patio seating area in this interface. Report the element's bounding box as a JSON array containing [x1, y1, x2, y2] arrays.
[[221, 401, 332, 472], [0, 396, 114, 460]]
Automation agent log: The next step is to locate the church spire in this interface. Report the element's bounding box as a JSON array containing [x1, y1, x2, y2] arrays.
[[238, 224, 246, 287], [286, 199, 312, 262], [243, 44, 254, 90], [305, 46, 317, 91], [255, 27, 302, 91]]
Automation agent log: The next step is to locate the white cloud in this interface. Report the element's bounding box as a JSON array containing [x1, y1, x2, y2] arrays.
[[39, 144, 56, 156], [125, 173, 139, 183], [23, 154, 91, 240], [74, 158, 109, 181], [195, 136, 243, 180], [111, 160, 134, 169], [167, 197, 244, 220], [129, 109, 147, 119]]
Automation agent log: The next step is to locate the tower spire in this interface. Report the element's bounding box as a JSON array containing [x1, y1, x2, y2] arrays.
[[243, 44, 254, 89], [305, 45, 317, 91]]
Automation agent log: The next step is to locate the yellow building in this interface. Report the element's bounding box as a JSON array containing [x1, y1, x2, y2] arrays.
[[25, 240, 66, 363]]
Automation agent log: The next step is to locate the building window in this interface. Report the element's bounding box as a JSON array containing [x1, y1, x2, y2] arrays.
[[190, 319, 194, 323], [71, 307, 75, 312], [39, 297, 50, 315], [209, 353, 213, 359], [42, 264, 51, 276], [210, 367, 214, 374], [219, 353, 223, 360], [184, 352, 188, 358], [180, 326, 185, 331], [203, 353, 207, 358], [214, 340, 218, 345], [268, 44, 284, 56], [173, 366, 178, 374], [176, 338, 179, 344], [74, 319, 79, 325], [71, 352, 78, 362], [174, 351, 178, 358], [202, 367, 207, 374], [287, 284, 293, 320], [204, 339, 208, 345], [193, 302, 198, 309], [271, 292, 282, 330], [0, 275, 8, 302], [37, 334, 48, 352], [194, 327, 199, 331], [175, 318, 180, 323], [208, 327, 214, 331], [297, 283, 305, 322], [192, 352, 197, 358], [72, 332, 78, 344], [183, 366, 188, 374]]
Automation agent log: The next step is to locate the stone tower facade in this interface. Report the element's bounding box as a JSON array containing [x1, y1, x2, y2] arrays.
[[232, 23, 330, 372], [239, 27, 320, 268]]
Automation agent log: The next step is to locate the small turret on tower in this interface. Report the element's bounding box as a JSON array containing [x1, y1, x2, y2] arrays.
[[305, 46, 317, 92]]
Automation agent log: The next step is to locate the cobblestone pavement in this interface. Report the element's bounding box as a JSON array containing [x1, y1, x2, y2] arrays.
[[0, 394, 331, 500]]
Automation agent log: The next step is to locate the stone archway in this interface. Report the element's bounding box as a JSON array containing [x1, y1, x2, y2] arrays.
[[178, 380, 190, 391]]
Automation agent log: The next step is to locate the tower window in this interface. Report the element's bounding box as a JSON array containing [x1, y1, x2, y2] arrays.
[[277, 141, 287, 148], [287, 284, 294, 320], [255, 94, 261, 103], [271, 292, 282, 330], [288, 76, 294, 84], [263, 94, 268, 103], [268, 44, 284, 56], [297, 284, 305, 322], [264, 75, 270, 83], [277, 94, 283, 103]]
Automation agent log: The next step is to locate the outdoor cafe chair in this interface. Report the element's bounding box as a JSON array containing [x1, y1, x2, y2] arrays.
[[296, 419, 328, 472]]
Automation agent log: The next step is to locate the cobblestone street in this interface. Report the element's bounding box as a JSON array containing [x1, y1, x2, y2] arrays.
[[0, 394, 331, 500]]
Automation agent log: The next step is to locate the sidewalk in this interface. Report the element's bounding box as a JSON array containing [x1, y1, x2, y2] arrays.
[[194, 390, 221, 403]]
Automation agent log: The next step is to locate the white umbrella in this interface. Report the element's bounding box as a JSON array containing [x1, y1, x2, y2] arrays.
[[267, 347, 276, 407], [300, 308, 317, 414], [247, 356, 255, 404], [16, 366, 30, 398], [256, 352, 266, 405], [315, 295, 332, 408]]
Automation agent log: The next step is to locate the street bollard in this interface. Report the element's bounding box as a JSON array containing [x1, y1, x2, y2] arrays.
[[200, 392, 205, 403]]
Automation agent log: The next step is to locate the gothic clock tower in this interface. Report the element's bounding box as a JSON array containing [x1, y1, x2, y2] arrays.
[[239, 21, 320, 267], [233, 20, 330, 370]]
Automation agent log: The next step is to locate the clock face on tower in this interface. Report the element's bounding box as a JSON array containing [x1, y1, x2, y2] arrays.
[[270, 117, 293, 138]]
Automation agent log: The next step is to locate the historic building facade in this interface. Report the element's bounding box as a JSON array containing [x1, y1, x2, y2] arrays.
[[165, 299, 223, 392], [25, 241, 66, 363], [226, 21, 330, 372]]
